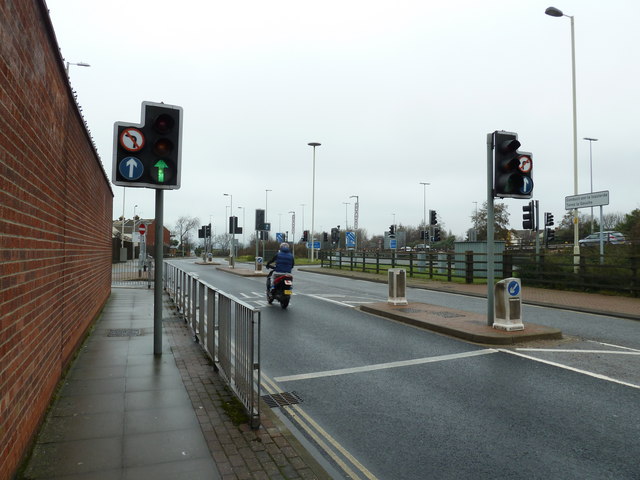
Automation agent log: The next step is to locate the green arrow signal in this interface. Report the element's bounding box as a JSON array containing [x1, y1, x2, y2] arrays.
[[154, 160, 168, 183]]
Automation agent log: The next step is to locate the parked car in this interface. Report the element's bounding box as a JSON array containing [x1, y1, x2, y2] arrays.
[[578, 231, 626, 247]]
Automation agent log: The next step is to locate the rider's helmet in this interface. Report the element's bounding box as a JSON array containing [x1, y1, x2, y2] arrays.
[[280, 242, 290, 251]]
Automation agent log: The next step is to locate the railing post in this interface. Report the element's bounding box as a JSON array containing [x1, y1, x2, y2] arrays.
[[465, 251, 473, 284], [447, 252, 453, 281]]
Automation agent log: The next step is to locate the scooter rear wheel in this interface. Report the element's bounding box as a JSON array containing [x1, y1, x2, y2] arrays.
[[280, 297, 290, 309]]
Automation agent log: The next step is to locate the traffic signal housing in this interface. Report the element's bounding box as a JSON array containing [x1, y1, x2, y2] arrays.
[[113, 101, 183, 189], [302, 230, 309, 242], [522, 200, 536, 230], [493, 131, 533, 199], [432, 228, 441, 242], [429, 210, 437, 226], [544, 212, 555, 227], [389, 225, 395, 236]]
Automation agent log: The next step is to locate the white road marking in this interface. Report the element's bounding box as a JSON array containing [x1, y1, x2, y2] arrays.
[[500, 349, 640, 390], [274, 349, 498, 382], [304, 293, 357, 307], [516, 348, 640, 355], [588, 340, 640, 352]]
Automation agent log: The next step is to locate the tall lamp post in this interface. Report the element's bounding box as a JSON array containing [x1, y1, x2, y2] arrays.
[[350, 195, 359, 251], [545, 6, 580, 269], [308, 142, 321, 261], [237, 206, 245, 248], [420, 182, 430, 243], [288, 211, 296, 256], [583, 137, 598, 232], [342, 202, 350, 230]]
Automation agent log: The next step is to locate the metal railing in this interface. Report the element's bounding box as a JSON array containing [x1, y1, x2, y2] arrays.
[[323, 249, 640, 296], [163, 261, 261, 428], [111, 257, 154, 288]]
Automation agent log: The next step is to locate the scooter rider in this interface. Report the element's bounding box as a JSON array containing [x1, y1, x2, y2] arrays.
[[266, 242, 294, 290]]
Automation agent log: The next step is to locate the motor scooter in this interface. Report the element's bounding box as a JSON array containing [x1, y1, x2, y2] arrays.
[[266, 267, 293, 309]]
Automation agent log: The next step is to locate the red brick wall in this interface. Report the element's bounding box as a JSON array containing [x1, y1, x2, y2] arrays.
[[0, 1, 113, 478]]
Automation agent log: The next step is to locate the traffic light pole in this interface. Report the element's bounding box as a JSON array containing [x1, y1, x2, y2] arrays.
[[154, 189, 164, 355], [486, 133, 495, 326]]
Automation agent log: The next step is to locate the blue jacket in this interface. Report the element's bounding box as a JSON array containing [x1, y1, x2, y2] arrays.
[[268, 247, 294, 273]]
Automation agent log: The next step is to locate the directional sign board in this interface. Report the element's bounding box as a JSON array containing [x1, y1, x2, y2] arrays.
[[346, 231, 356, 248], [565, 190, 610, 210]]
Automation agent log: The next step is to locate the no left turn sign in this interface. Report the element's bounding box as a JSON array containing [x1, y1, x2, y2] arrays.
[[120, 127, 145, 152]]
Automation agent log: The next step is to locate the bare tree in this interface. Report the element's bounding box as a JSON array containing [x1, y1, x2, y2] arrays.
[[173, 216, 200, 256]]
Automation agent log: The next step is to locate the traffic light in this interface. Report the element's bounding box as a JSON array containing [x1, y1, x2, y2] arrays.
[[544, 212, 555, 227], [198, 226, 205, 239], [420, 230, 426, 240], [429, 210, 437, 225], [546, 228, 555, 242], [493, 131, 533, 199], [522, 200, 536, 230], [255, 209, 265, 230], [302, 230, 309, 242], [228, 216, 242, 234], [206, 224, 211, 237], [389, 225, 395, 236], [331, 227, 339, 243], [323, 232, 329, 242], [113, 101, 183, 189], [432, 228, 441, 242]]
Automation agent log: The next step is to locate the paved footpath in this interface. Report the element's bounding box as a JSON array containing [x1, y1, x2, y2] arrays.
[[20, 288, 330, 480]]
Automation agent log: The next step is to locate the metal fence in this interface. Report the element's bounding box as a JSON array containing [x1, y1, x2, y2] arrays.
[[163, 261, 261, 428], [324, 249, 640, 296], [111, 257, 154, 288]]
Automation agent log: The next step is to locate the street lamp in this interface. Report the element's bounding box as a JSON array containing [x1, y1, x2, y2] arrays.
[[288, 211, 296, 256], [342, 202, 350, 230], [420, 182, 430, 243], [223, 193, 234, 263], [583, 137, 598, 232], [308, 142, 321, 261], [237, 206, 245, 247], [65, 61, 90, 75], [545, 5, 580, 268], [300, 204, 306, 239], [265, 189, 272, 226]]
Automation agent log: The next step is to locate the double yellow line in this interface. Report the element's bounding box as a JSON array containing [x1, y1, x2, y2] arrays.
[[262, 374, 379, 480]]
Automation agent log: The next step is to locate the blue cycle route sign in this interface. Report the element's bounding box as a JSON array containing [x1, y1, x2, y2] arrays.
[[118, 156, 144, 181], [390, 239, 397, 249]]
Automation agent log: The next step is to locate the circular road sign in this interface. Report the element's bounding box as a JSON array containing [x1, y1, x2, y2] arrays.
[[118, 156, 144, 181], [120, 127, 145, 152], [518, 154, 532, 174], [138, 223, 147, 235]]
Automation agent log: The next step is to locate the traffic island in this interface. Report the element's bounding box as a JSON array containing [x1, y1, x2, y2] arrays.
[[217, 266, 267, 277], [360, 302, 562, 345]]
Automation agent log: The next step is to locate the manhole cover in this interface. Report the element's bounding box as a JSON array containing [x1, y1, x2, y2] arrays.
[[431, 311, 464, 319], [262, 392, 303, 408], [396, 308, 423, 314], [107, 329, 142, 337]]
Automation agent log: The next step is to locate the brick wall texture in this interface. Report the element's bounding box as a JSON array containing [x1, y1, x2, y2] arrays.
[[0, 1, 114, 478]]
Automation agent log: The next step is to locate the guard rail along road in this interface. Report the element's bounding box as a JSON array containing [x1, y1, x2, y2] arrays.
[[163, 261, 262, 428]]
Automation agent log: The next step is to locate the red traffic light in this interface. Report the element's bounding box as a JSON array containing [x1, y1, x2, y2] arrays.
[[153, 114, 174, 134]]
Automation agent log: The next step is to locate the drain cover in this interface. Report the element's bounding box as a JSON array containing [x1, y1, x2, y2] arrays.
[[262, 392, 303, 408], [107, 329, 142, 337], [431, 311, 464, 319]]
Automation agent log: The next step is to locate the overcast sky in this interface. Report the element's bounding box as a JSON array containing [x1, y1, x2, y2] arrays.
[[46, 0, 639, 242]]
